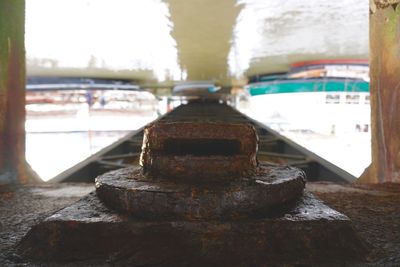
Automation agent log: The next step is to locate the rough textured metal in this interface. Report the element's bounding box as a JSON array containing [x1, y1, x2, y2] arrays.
[[140, 122, 258, 181], [95, 165, 306, 220], [18, 103, 365, 264], [96, 120, 306, 219], [18, 191, 366, 266]]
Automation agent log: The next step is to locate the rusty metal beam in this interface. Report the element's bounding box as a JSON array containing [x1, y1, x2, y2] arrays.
[[0, 1, 39, 184], [360, 1, 400, 183], [0, 0, 29, 184]]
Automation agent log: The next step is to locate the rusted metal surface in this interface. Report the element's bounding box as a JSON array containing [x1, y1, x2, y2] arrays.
[[0, 0, 30, 184], [95, 165, 305, 220], [19, 103, 366, 264], [18, 191, 366, 265], [360, 3, 400, 183], [97, 120, 305, 219], [140, 122, 258, 180]]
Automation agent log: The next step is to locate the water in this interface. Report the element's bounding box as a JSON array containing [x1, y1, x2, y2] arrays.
[[26, 93, 371, 181], [27, 115, 370, 181], [25, 0, 368, 86], [238, 92, 371, 177], [283, 132, 371, 177], [26, 106, 158, 181], [26, 131, 129, 181]]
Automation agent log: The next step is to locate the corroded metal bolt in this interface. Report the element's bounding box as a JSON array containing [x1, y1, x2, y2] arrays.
[[140, 122, 259, 181], [96, 121, 305, 220]]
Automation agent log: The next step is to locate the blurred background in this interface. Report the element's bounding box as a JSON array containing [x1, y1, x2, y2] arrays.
[[24, 0, 369, 181]]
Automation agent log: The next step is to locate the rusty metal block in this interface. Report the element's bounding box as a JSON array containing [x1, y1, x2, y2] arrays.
[[19, 117, 366, 264], [95, 165, 306, 220], [95, 121, 306, 220], [140, 122, 258, 181], [18, 191, 367, 265]]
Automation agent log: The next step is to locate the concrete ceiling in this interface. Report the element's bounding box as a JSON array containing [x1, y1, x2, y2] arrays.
[[25, 0, 368, 87]]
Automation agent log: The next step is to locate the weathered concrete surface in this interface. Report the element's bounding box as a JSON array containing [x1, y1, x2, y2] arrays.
[[18, 191, 366, 266], [95, 165, 305, 220], [0, 1, 31, 184], [140, 122, 258, 180], [361, 1, 400, 183]]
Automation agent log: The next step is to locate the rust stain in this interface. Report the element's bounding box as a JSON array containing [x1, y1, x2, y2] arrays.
[[374, 0, 400, 8], [366, 4, 400, 183]]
